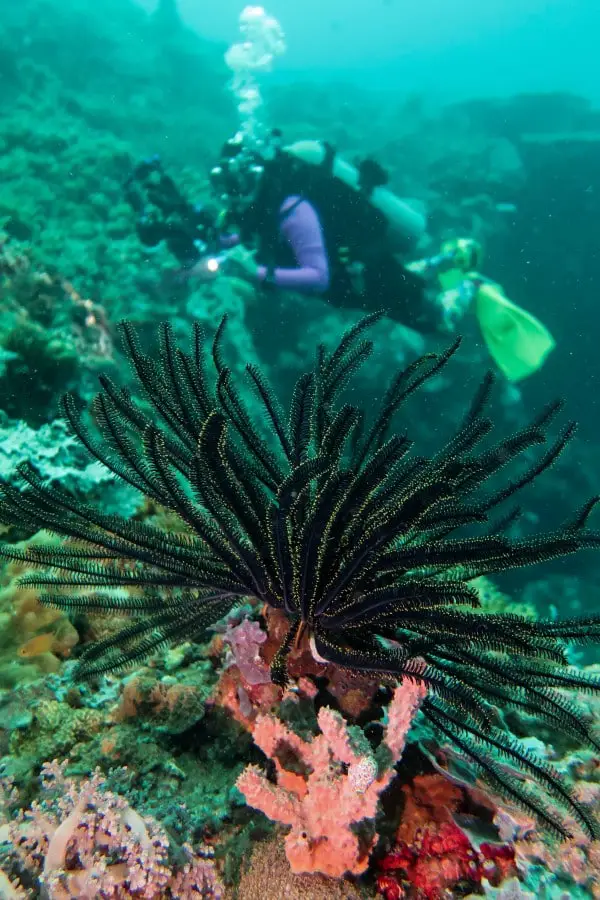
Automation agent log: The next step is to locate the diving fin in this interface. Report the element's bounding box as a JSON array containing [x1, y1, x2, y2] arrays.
[[474, 281, 556, 382]]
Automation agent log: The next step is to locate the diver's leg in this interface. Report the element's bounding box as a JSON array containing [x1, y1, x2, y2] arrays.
[[364, 255, 440, 332]]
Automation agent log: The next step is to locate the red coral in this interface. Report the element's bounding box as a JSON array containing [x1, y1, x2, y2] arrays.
[[378, 822, 481, 900], [377, 775, 517, 899], [480, 842, 519, 886], [377, 874, 405, 900], [377, 824, 517, 900]]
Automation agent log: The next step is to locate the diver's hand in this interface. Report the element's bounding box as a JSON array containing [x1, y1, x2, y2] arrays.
[[183, 256, 222, 283], [169, 246, 258, 286], [165, 256, 223, 287], [436, 279, 478, 331], [220, 245, 259, 282]]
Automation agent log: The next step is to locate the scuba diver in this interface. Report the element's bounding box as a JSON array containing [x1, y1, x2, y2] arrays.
[[125, 132, 436, 331], [202, 132, 437, 331], [124, 133, 555, 382]]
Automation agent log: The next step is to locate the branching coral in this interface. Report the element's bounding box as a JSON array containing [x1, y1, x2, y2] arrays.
[[237, 679, 426, 877]]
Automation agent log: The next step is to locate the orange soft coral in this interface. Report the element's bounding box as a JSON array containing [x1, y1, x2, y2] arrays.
[[237, 679, 426, 877]]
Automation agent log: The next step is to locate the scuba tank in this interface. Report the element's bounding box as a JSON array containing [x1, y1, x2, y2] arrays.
[[284, 140, 427, 251]]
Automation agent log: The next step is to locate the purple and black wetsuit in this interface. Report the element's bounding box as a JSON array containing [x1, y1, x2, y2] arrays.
[[220, 192, 433, 330], [221, 196, 330, 294]]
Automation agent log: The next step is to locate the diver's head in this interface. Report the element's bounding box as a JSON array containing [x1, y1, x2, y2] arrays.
[[209, 129, 282, 213]]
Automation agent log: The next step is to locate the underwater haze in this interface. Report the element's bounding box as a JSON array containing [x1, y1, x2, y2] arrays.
[[142, 0, 600, 99], [1, 1, 600, 897]]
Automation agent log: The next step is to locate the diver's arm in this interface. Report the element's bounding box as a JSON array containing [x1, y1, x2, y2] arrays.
[[255, 198, 330, 293], [219, 232, 241, 250]]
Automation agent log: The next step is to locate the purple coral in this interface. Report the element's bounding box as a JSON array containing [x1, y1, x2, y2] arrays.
[[223, 617, 271, 686]]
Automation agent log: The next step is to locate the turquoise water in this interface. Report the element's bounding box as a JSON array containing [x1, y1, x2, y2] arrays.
[[150, 0, 600, 100], [0, 2, 599, 897]]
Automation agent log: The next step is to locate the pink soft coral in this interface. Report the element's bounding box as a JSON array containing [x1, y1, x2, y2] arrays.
[[237, 678, 427, 877], [223, 617, 271, 686]]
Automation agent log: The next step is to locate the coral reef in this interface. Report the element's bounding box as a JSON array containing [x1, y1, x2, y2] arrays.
[[376, 773, 517, 899], [0, 1, 599, 898], [0, 532, 80, 689], [113, 666, 212, 735], [0, 761, 223, 898], [0, 234, 115, 425], [0, 422, 138, 517]]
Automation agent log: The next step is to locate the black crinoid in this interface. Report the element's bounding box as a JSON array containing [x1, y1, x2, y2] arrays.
[[1, 311, 600, 837]]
